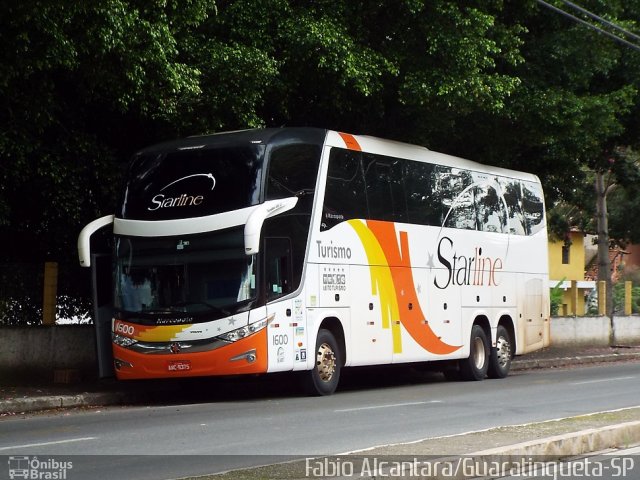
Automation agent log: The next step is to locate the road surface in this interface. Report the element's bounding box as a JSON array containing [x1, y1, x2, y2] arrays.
[[1, 362, 639, 479]]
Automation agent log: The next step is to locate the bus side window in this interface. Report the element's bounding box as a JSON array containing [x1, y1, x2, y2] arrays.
[[322, 148, 367, 230], [404, 161, 439, 226], [265, 237, 293, 300], [475, 182, 507, 233], [265, 143, 321, 214], [501, 179, 527, 235], [522, 181, 545, 235], [437, 166, 475, 230], [363, 154, 407, 223]]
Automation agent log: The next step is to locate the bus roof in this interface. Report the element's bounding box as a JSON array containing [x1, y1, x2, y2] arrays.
[[134, 128, 327, 156], [134, 128, 540, 184], [325, 130, 541, 184]]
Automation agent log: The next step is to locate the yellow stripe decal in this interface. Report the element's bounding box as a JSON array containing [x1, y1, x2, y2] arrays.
[[348, 219, 403, 353]]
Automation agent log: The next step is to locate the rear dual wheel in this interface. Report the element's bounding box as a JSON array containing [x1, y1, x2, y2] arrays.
[[488, 325, 512, 379], [450, 324, 512, 381], [459, 325, 490, 381]]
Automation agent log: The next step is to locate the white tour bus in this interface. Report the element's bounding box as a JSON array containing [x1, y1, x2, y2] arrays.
[[79, 128, 550, 395]]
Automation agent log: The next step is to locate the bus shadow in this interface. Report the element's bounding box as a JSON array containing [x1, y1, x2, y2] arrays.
[[124, 364, 448, 406]]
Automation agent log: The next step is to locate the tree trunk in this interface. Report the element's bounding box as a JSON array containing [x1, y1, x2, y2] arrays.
[[594, 172, 614, 343]]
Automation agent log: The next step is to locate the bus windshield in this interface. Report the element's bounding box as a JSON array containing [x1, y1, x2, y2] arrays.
[[114, 227, 256, 318], [119, 143, 265, 221]]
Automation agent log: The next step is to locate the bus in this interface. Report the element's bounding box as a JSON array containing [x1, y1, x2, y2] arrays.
[[78, 128, 550, 395]]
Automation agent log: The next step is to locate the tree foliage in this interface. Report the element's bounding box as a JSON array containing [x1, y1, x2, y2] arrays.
[[1, 0, 640, 323]]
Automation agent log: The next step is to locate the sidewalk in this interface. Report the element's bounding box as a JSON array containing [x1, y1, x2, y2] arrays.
[[1, 345, 639, 416], [229, 407, 640, 479]]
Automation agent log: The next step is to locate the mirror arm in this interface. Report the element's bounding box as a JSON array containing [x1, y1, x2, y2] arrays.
[[78, 215, 115, 267], [244, 198, 298, 255]]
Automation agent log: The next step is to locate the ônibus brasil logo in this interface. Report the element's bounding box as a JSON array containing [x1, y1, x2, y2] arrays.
[[8, 456, 73, 479], [148, 173, 216, 211]]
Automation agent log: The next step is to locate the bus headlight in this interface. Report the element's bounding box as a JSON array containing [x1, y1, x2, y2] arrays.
[[113, 333, 138, 348], [218, 314, 274, 343]]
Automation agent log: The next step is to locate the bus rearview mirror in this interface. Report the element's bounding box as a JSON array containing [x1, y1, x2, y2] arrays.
[[244, 197, 298, 255]]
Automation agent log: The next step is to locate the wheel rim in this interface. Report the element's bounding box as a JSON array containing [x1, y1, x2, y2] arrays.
[[495, 335, 511, 369], [316, 342, 336, 382], [472, 337, 486, 370]]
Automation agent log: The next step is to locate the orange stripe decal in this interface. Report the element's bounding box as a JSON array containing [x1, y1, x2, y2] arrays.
[[349, 219, 462, 356], [366, 220, 461, 355], [338, 132, 362, 151]]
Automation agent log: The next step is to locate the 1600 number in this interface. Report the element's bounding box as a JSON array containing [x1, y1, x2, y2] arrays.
[[273, 334, 289, 346]]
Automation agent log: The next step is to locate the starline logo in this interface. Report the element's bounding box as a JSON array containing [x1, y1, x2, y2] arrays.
[[148, 173, 215, 211], [433, 236, 504, 289]]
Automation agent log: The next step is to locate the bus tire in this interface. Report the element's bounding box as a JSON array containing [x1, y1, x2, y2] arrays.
[[459, 325, 489, 381], [488, 325, 512, 379], [303, 329, 341, 396]]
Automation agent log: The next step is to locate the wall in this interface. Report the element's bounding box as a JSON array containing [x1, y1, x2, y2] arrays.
[[0, 325, 96, 383], [550, 316, 610, 347], [1, 317, 639, 383]]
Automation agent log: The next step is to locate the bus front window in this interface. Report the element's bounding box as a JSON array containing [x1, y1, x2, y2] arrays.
[[114, 228, 256, 318]]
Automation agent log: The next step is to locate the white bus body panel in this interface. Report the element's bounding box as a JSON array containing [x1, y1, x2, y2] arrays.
[[303, 130, 549, 368]]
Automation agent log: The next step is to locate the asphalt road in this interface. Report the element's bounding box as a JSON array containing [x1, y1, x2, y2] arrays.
[[1, 362, 639, 480]]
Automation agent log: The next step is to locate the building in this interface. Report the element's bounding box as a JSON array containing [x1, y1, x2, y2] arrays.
[[548, 230, 595, 316]]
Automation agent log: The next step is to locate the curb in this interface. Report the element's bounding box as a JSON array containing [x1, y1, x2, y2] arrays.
[[512, 351, 640, 370], [474, 420, 640, 458], [429, 421, 640, 480], [0, 391, 139, 415]]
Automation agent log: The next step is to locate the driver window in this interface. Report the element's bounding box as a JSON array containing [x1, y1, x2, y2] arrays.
[[265, 237, 293, 300]]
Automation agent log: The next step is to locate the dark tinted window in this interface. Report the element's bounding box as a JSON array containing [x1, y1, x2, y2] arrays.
[[475, 181, 507, 233], [522, 181, 545, 235], [263, 216, 309, 293], [501, 179, 527, 235], [322, 148, 367, 231], [265, 144, 321, 214], [264, 237, 293, 301], [320, 148, 544, 236], [438, 167, 475, 230], [120, 145, 264, 220], [404, 161, 439, 226], [363, 154, 407, 223], [264, 144, 322, 293]]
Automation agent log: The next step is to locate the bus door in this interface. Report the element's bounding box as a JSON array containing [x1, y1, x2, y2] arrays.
[[91, 253, 115, 378], [521, 276, 546, 352], [265, 237, 296, 372]]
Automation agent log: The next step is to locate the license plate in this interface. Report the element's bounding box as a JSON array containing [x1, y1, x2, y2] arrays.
[[167, 360, 191, 372]]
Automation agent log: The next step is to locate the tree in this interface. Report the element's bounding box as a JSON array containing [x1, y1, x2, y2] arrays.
[[522, 1, 640, 320], [2, 0, 640, 324], [0, 1, 213, 323], [0, 0, 536, 323]]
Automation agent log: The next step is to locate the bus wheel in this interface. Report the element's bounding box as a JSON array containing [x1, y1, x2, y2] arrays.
[[459, 325, 489, 381], [304, 329, 341, 396], [488, 325, 512, 379]]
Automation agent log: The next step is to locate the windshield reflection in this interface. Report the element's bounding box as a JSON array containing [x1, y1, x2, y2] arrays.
[[114, 228, 256, 318]]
